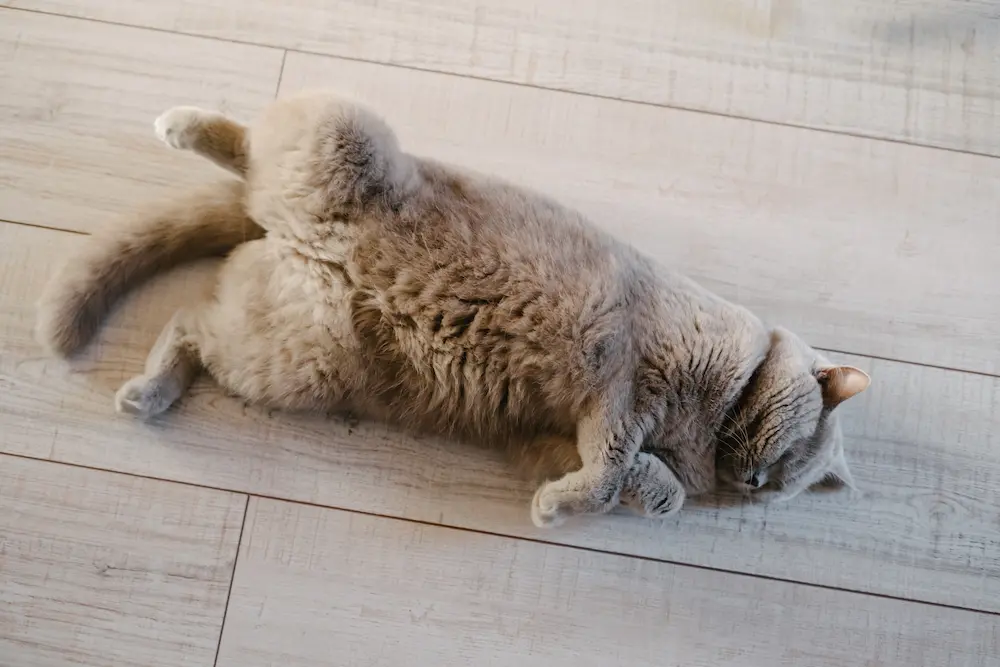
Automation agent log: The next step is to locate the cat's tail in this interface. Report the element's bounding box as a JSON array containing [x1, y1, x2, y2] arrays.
[[36, 179, 263, 357]]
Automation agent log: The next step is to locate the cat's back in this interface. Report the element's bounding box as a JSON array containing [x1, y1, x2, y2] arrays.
[[358, 160, 624, 289]]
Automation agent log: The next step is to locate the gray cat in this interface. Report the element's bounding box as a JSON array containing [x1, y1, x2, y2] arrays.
[[36, 91, 870, 527]]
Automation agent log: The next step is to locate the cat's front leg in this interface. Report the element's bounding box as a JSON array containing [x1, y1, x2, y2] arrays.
[[154, 107, 248, 176], [530, 400, 650, 528], [620, 452, 686, 519]]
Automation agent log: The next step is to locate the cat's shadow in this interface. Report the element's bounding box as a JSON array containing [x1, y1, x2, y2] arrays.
[[683, 474, 853, 511], [85, 362, 852, 518]]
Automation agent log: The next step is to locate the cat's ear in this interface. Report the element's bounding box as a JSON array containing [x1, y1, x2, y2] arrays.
[[814, 365, 870, 409]]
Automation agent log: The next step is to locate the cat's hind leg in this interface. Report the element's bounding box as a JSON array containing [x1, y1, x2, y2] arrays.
[[154, 107, 248, 176], [620, 452, 686, 519], [114, 306, 209, 418]]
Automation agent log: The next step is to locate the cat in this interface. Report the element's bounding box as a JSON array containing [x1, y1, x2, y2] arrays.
[[36, 91, 871, 528]]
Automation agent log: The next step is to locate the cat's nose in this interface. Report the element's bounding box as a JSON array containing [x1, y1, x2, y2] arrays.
[[748, 473, 762, 488]]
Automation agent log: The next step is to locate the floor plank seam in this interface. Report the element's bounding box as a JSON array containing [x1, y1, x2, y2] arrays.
[[213, 494, 250, 667], [4, 4, 999, 161], [0, 218, 89, 236], [273, 50, 289, 100], [818, 347, 1000, 380], [1, 451, 994, 618]]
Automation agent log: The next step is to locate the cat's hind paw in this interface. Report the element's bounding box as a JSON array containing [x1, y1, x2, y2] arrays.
[[114, 374, 182, 419], [153, 106, 219, 150]]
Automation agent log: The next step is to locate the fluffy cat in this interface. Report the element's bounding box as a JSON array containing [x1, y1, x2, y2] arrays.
[[36, 91, 870, 527]]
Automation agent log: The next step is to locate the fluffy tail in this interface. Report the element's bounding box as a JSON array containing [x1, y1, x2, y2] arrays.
[[36, 179, 264, 357]]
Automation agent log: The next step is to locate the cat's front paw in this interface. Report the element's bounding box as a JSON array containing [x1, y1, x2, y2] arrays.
[[153, 106, 218, 150], [530, 484, 569, 528], [621, 452, 686, 519], [621, 484, 684, 519], [530, 472, 620, 528]]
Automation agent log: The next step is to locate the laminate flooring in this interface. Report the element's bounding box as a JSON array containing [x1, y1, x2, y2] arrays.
[[1, 3, 997, 665]]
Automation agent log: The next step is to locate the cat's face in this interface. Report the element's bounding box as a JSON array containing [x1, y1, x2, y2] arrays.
[[716, 328, 870, 499]]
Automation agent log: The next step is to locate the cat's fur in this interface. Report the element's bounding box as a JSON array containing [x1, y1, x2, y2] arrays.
[[36, 92, 871, 527]]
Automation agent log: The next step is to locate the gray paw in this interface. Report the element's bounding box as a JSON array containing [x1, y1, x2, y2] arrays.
[[621, 485, 684, 519], [621, 452, 686, 519]]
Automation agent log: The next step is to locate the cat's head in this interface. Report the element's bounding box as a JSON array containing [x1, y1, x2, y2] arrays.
[[716, 327, 870, 500]]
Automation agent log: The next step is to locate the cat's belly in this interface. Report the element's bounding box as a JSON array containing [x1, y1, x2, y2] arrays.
[[351, 291, 580, 437], [206, 239, 592, 434]]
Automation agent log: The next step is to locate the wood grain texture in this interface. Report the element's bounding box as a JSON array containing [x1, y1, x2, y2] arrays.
[[4, 222, 1000, 613], [6, 0, 999, 155], [0, 454, 246, 667], [216, 498, 999, 667], [282, 51, 999, 374], [0, 9, 283, 232]]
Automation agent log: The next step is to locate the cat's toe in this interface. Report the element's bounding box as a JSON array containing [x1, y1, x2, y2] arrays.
[[642, 494, 683, 518], [621, 482, 685, 519], [153, 106, 211, 150], [623, 496, 678, 519]]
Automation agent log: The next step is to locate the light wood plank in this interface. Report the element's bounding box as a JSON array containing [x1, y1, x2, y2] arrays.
[[0, 9, 283, 232], [7, 1, 1000, 155], [216, 498, 999, 667], [0, 454, 246, 667], [4, 222, 1000, 613]]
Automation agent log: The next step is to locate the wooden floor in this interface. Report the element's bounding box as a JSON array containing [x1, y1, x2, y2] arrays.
[[1, 2, 998, 665]]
